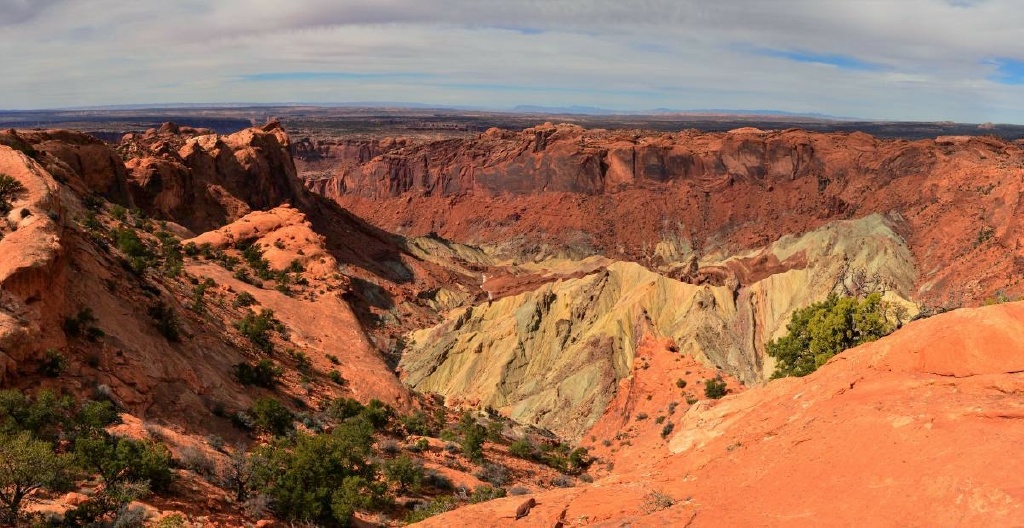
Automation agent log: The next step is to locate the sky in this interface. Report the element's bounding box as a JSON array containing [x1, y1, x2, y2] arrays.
[[1, 0, 1023, 122]]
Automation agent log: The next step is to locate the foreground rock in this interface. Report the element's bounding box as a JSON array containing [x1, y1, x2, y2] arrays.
[[416, 302, 1024, 526]]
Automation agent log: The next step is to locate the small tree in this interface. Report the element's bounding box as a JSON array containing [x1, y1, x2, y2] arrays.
[[250, 397, 294, 437], [383, 454, 424, 493], [704, 377, 727, 399], [0, 431, 74, 524], [767, 293, 894, 378], [0, 174, 26, 214]]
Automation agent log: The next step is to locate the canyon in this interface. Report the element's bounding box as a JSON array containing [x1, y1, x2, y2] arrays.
[[0, 119, 1022, 526]]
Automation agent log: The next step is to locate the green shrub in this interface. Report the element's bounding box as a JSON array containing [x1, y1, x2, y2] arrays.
[[704, 377, 727, 399], [469, 484, 506, 503], [383, 454, 424, 493], [250, 418, 382, 525], [233, 291, 258, 308], [0, 173, 26, 214], [75, 434, 173, 492], [405, 495, 457, 523], [473, 463, 509, 487], [0, 430, 75, 524], [235, 359, 281, 388], [767, 293, 894, 378], [326, 398, 365, 423], [236, 309, 280, 352], [401, 411, 431, 436], [458, 414, 486, 463], [38, 349, 67, 377], [328, 370, 345, 385], [250, 397, 294, 437], [675, 378, 687, 389], [509, 438, 535, 459], [148, 301, 181, 342]]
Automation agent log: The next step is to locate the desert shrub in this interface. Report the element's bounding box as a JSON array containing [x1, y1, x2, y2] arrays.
[[250, 397, 294, 437], [401, 411, 432, 436], [509, 486, 530, 496], [383, 454, 424, 493], [148, 301, 181, 342], [63, 307, 101, 340], [473, 463, 509, 487], [675, 378, 687, 389], [75, 434, 173, 491], [469, 485, 506, 504], [250, 418, 382, 526], [704, 377, 728, 399], [0, 390, 118, 443], [767, 293, 894, 378], [423, 470, 453, 490], [509, 438, 535, 459], [328, 370, 345, 385], [0, 173, 26, 214], [643, 490, 674, 513], [235, 308, 280, 352], [111, 226, 154, 273], [235, 359, 282, 388], [178, 445, 216, 476], [459, 415, 486, 463], [38, 349, 67, 377], [635, 412, 648, 421], [325, 397, 365, 422], [289, 349, 312, 374], [155, 513, 187, 528], [660, 422, 675, 438], [360, 399, 393, 430], [0, 430, 75, 524], [551, 474, 574, 488], [405, 495, 457, 524], [190, 278, 215, 313], [233, 291, 258, 308], [62, 480, 150, 527]]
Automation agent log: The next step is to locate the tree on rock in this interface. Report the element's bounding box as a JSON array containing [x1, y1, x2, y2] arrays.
[[0, 173, 26, 214], [767, 293, 894, 378], [0, 431, 74, 524]]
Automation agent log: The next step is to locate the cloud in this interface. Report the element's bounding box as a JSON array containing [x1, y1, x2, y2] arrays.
[[0, 0, 64, 26], [1, 0, 1023, 122]]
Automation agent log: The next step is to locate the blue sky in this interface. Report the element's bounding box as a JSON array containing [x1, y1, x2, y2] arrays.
[[1, 0, 1023, 122]]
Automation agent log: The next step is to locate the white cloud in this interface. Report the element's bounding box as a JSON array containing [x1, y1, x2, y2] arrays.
[[1, 0, 1022, 121]]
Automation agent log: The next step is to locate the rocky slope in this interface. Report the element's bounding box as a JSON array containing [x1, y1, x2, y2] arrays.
[[417, 301, 1024, 527]]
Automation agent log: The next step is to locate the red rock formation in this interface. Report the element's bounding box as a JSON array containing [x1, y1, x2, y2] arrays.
[[306, 125, 1024, 308], [121, 122, 308, 233]]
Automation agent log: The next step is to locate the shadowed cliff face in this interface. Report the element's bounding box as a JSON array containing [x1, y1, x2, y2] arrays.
[[305, 125, 1024, 309]]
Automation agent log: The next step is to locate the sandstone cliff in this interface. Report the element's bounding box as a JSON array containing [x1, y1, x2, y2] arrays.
[[306, 125, 1024, 309]]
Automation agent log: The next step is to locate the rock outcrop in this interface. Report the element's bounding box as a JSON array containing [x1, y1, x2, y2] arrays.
[[121, 121, 308, 233]]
